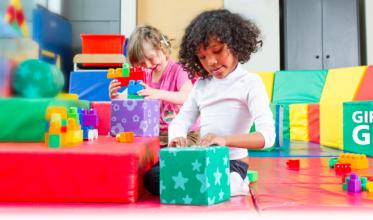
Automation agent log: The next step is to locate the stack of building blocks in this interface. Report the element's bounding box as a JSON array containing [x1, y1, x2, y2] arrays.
[[338, 153, 369, 169], [107, 63, 146, 99], [45, 106, 83, 148], [116, 132, 135, 143], [341, 173, 370, 193], [78, 108, 99, 141]]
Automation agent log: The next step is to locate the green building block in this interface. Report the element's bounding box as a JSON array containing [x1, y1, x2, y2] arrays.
[[68, 107, 79, 122], [128, 94, 144, 99], [361, 177, 368, 191], [48, 134, 61, 148], [329, 157, 339, 168], [122, 63, 130, 77], [160, 146, 230, 205], [247, 170, 258, 183]]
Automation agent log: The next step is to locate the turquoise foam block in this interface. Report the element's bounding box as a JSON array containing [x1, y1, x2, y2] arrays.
[[248, 141, 342, 158]]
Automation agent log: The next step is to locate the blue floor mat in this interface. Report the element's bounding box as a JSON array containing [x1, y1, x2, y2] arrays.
[[248, 141, 342, 158]]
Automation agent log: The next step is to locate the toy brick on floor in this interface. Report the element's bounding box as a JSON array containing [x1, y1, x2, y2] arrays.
[[116, 132, 134, 143], [338, 153, 369, 169], [110, 99, 160, 137], [160, 146, 230, 205]]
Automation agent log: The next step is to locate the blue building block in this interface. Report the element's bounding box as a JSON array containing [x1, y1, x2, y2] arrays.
[[127, 80, 144, 96]]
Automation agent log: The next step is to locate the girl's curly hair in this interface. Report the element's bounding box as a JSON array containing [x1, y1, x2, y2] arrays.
[[179, 9, 262, 79]]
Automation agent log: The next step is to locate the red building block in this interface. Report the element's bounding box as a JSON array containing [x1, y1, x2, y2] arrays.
[[286, 159, 300, 170], [116, 67, 146, 87], [335, 163, 351, 175]]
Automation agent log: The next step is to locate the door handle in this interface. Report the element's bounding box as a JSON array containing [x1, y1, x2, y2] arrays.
[[315, 55, 320, 59], [326, 55, 330, 59]]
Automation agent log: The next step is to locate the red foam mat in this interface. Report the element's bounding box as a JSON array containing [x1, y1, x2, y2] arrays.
[[0, 136, 159, 203]]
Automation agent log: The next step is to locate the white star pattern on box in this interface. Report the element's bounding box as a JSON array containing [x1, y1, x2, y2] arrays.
[[160, 180, 166, 194], [160, 159, 165, 168], [225, 168, 230, 185], [208, 196, 216, 205], [219, 190, 224, 200], [182, 195, 193, 204], [214, 168, 222, 185], [196, 173, 210, 193], [172, 171, 188, 190], [191, 159, 201, 171], [168, 148, 178, 156], [223, 156, 228, 165]]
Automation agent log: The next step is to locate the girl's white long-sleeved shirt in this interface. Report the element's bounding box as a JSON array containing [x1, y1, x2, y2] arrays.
[[168, 64, 276, 160]]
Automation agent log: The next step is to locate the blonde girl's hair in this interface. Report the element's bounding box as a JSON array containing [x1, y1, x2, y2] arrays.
[[127, 25, 172, 66]]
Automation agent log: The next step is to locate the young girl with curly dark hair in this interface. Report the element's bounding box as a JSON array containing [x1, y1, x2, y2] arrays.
[[168, 9, 276, 196]]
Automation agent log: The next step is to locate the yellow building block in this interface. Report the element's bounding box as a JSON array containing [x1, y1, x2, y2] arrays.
[[338, 153, 369, 169], [320, 102, 343, 149], [367, 182, 373, 193], [289, 104, 309, 141], [256, 72, 274, 102], [320, 66, 367, 103], [107, 68, 123, 79], [46, 106, 67, 120]]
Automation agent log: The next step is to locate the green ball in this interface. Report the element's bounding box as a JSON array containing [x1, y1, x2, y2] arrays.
[[12, 59, 65, 98]]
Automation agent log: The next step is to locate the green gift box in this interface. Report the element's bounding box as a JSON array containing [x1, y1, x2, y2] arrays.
[[160, 146, 230, 205], [343, 101, 373, 156]]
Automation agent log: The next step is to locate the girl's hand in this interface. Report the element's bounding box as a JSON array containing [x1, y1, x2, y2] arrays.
[[109, 79, 122, 99], [169, 137, 188, 148], [137, 82, 162, 99], [198, 133, 226, 147]]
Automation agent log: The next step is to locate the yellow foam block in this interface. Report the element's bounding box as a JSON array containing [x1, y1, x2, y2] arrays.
[[256, 72, 274, 102], [56, 93, 79, 100], [289, 104, 309, 141], [320, 66, 367, 103], [320, 102, 343, 149]]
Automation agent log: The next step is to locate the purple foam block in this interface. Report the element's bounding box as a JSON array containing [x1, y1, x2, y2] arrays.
[[347, 173, 362, 193], [110, 99, 160, 137]]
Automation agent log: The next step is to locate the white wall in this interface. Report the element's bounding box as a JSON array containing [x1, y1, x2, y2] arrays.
[[224, 0, 280, 72], [366, 0, 373, 65], [120, 0, 136, 37]]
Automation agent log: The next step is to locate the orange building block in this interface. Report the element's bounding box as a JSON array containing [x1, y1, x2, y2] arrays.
[[116, 132, 135, 143], [338, 153, 369, 169]]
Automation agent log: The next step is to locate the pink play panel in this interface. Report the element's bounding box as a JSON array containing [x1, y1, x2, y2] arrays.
[[249, 157, 373, 211]]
